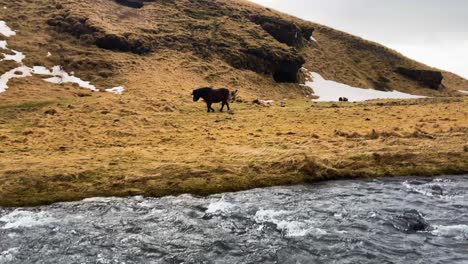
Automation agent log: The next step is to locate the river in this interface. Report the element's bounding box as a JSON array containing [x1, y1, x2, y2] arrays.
[[1, 175, 467, 263]]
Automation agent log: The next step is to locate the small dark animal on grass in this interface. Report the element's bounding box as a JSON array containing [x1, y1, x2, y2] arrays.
[[192, 87, 231, 112], [339, 97, 349, 102]]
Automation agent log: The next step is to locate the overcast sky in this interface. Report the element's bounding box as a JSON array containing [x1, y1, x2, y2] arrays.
[[250, 0, 468, 79]]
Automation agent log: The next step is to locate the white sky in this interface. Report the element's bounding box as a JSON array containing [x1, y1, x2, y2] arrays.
[[249, 0, 468, 79]]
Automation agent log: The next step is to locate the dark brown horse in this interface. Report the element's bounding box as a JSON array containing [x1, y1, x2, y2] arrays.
[[192, 87, 231, 112]]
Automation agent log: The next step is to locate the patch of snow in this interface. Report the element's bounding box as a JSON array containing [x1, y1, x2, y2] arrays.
[[31, 66, 52, 75], [0, 40, 7, 49], [259, 99, 274, 104], [1, 65, 125, 95], [0, 21, 125, 95], [0, 210, 57, 229], [1, 50, 25, 63], [43, 66, 99, 92], [0, 66, 32, 93], [306, 72, 427, 102], [459, 90, 468, 95], [310, 36, 318, 42], [0, 21, 16, 37], [106, 86, 125, 95]]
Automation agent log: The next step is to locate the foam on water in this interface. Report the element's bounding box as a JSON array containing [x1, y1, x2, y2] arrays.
[[431, 224, 468, 240], [401, 180, 461, 201], [0, 210, 57, 229], [206, 200, 235, 214], [0, 247, 19, 262], [81, 197, 124, 203], [254, 209, 325, 237], [402, 181, 435, 197], [305, 72, 427, 102]]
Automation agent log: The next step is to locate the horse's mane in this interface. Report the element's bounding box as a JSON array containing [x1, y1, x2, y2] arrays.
[[194, 87, 212, 92], [193, 87, 213, 95]]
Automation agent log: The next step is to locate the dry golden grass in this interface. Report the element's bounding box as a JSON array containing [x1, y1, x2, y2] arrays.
[[0, 67, 467, 206], [0, 0, 467, 206]]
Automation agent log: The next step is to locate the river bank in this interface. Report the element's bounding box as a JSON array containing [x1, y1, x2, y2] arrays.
[[1, 97, 467, 207]]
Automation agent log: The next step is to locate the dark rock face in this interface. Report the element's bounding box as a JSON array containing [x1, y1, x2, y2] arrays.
[[113, 0, 170, 9], [251, 15, 314, 47], [233, 47, 305, 83], [113, 0, 144, 8], [396, 67, 443, 89], [48, 15, 152, 54], [95, 34, 151, 54]]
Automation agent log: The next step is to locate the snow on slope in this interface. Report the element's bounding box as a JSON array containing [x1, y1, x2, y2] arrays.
[[306, 72, 427, 102], [0, 20, 124, 95], [0, 21, 15, 37]]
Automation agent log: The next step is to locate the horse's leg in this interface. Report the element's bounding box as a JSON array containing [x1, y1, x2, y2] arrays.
[[226, 101, 230, 111], [208, 103, 215, 112], [220, 102, 225, 112]]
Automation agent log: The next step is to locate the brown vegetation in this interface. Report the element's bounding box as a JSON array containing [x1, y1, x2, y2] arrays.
[[0, 0, 467, 206], [0, 87, 467, 206]]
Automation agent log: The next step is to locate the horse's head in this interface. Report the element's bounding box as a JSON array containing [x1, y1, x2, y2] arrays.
[[230, 89, 238, 102], [192, 89, 201, 102]]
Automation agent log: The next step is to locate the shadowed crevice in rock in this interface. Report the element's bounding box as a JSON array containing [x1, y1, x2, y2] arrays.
[[113, 0, 144, 8], [250, 15, 314, 47], [396, 67, 443, 89]]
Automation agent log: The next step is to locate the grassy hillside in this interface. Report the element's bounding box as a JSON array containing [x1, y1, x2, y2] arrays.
[[0, 0, 467, 206], [2, 0, 467, 99]]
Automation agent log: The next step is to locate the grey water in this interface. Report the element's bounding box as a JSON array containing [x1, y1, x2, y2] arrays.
[[1, 175, 468, 264]]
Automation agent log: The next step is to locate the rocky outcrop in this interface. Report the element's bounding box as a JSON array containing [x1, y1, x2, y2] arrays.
[[392, 209, 429, 233], [250, 15, 314, 47], [47, 14, 152, 54], [396, 67, 443, 89], [47, 1, 312, 83], [237, 47, 305, 83]]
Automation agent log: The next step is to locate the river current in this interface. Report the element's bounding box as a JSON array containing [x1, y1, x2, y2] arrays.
[[1, 175, 467, 263]]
